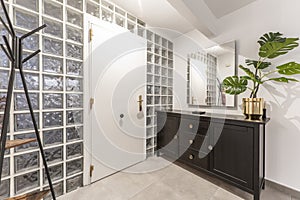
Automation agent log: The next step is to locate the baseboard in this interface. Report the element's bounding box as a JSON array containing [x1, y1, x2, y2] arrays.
[[266, 179, 300, 198]]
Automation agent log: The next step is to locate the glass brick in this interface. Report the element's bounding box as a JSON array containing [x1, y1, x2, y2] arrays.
[[66, 94, 83, 108], [115, 7, 125, 16], [127, 13, 136, 22], [43, 163, 63, 183], [14, 151, 39, 173], [66, 60, 83, 76], [45, 146, 63, 163], [66, 26, 83, 43], [44, 181, 63, 200], [2, 157, 9, 178], [23, 52, 39, 71], [66, 158, 83, 176], [0, 92, 6, 111], [14, 132, 38, 152], [67, 110, 83, 125], [43, 55, 63, 74], [101, 8, 113, 22], [15, 0, 38, 11], [0, 179, 10, 197], [66, 77, 82, 92], [14, 8, 38, 30], [14, 113, 39, 131], [43, 37, 63, 56], [86, 1, 99, 18], [66, 126, 83, 142], [15, 72, 39, 90], [66, 174, 83, 192], [101, 0, 113, 10], [115, 15, 125, 27], [67, 9, 83, 27], [14, 93, 39, 111], [16, 31, 39, 51], [43, 75, 63, 91], [0, 49, 9, 68], [67, 0, 83, 10], [15, 171, 39, 194], [127, 21, 135, 33], [43, 129, 63, 146], [66, 43, 83, 59], [0, 70, 9, 89], [43, 18, 63, 38], [43, 93, 63, 109], [67, 142, 83, 159], [43, 0, 63, 20], [43, 111, 63, 128]]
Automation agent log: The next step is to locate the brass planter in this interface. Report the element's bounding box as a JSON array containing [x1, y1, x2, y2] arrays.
[[242, 98, 264, 120]]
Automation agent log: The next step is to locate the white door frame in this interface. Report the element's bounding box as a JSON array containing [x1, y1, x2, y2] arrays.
[[83, 14, 98, 186]]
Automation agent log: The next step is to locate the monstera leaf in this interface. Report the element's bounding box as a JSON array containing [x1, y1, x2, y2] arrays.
[[259, 38, 299, 59], [258, 32, 285, 46], [239, 65, 263, 84], [245, 59, 271, 69], [222, 76, 248, 95], [276, 62, 300, 75], [268, 77, 299, 83]]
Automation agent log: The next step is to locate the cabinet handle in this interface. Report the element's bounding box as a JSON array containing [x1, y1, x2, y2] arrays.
[[173, 135, 178, 140], [189, 124, 193, 129], [208, 145, 213, 151], [189, 155, 194, 160], [189, 140, 193, 144]]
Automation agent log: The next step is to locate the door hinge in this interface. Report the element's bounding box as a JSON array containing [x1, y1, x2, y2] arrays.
[[89, 28, 93, 42], [90, 98, 94, 109], [90, 165, 94, 177]]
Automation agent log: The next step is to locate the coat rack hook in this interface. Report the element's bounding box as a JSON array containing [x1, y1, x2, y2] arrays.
[[0, 0, 15, 36]]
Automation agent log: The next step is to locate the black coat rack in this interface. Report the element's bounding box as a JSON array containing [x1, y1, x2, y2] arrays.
[[0, 0, 56, 199]]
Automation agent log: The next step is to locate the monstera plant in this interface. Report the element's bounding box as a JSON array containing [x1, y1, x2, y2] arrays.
[[222, 32, 300, 119]]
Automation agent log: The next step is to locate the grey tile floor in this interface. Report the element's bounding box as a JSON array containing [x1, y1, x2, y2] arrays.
[[60, 157, 299, 200]]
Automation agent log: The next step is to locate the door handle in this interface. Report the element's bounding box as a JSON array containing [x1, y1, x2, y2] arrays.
[[137, 95, 143, 112]]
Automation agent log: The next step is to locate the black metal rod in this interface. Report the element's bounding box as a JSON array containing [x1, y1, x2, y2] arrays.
[[20, 24, 47, 40], [22, 49, 40, 64], [18, 45, 56, 200], [2, 35, 13, 59], [0, 0, 14, 36], [0, 44, 13, 62], [0, 46, 16, 188], [0, 16, 12, 36]]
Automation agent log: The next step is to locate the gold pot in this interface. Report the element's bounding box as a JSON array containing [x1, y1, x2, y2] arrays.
[[242, 98, 264, 120]]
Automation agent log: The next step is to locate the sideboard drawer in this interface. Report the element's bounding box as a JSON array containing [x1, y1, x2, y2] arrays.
[[179, 148, 209, 170], [179, 132, 208, 152], [179, 118, 209, 136]]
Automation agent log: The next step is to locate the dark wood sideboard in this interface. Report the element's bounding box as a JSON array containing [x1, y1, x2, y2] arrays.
[[157, 110, 269, 200]]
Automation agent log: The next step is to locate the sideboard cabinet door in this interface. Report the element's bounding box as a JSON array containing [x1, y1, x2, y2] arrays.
[[157, 115, 179, 158], [210, 123, 254, 190]]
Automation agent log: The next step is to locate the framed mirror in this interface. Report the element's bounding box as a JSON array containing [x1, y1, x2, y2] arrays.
[[187, 41, 237, 108]]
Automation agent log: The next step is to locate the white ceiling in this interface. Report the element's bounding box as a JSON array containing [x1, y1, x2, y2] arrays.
[[203, 0, 257, 18], [109, 0, 195, 39]]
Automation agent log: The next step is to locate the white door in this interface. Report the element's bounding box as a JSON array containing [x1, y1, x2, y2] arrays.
[[88, 20, 146, 183]]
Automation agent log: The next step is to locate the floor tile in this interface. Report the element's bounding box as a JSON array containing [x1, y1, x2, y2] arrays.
[[261, 186, 291, 200], [129, 182, 182, 200], [210, 188, 244, 200]]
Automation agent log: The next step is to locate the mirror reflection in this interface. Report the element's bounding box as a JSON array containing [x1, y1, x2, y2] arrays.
[[187, 41, 237, 107]]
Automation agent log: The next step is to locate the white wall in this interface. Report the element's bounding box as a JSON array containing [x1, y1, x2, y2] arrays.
[[173, 27, 300, 191]]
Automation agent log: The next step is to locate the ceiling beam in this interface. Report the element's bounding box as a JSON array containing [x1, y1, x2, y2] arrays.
[[167, 0, 218, 38]]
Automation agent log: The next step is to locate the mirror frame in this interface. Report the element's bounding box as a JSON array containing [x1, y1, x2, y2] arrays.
[[187, 41, 238, 109]]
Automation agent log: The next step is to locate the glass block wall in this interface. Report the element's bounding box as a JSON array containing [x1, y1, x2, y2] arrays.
[[0, 0, 174, 198], [146, 31, 173, 157], [0, 0, 84, 198]]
